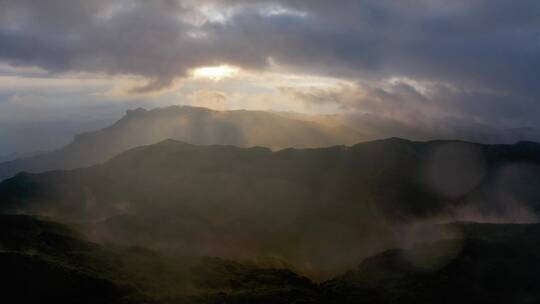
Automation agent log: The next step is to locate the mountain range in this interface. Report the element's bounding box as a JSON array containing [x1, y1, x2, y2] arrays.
[[2, 137, 540, 277], [2, 105, 536, 183], [0, 106, 364, 181], [2, 106, 540, 299]]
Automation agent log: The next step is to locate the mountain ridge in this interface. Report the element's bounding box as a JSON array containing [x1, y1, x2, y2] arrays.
[[0, 105, 365, 181]]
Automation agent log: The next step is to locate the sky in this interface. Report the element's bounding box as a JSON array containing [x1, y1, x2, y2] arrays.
[[0, 0, 539, 155]]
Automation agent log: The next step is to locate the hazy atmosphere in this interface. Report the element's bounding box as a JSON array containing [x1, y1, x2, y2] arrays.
[[2, 1, 540, 303], [1, 0, 540, 155]]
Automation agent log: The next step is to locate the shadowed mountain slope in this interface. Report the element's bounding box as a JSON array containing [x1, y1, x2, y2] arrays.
[[1, 138, 540, 276], [0, 214, 321, 304], [3, 214, 540, 303], [324, 222, 540, 303]]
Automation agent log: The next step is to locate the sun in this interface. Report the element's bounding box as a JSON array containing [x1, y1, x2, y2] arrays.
[[191, 65, 238, 80]]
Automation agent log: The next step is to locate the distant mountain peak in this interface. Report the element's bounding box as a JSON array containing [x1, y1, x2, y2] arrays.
[[125, 107, 148, 115]]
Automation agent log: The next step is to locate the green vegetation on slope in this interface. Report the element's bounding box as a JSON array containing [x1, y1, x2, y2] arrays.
[[0, 214, 321, 304], [3, 215, 540, 303]]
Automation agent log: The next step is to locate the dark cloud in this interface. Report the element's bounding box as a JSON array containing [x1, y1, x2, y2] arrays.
[[0, 0, 539, 140]]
